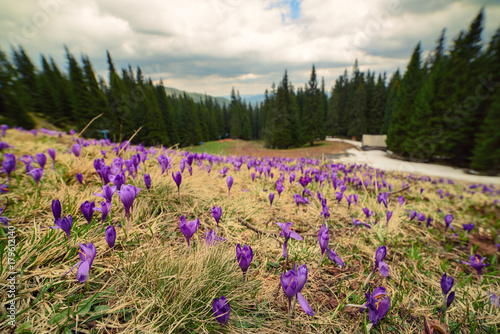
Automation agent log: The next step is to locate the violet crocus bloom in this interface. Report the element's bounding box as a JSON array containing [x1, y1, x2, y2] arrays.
[[94, 184, 116, 203], [363, 207, 373, 219], [269, 193, 275, 207], [179, 215, 200, 247], [251, 172, 256, 181], [211, 206, 222, 227], [440, 273, 455, 310], [410, 210, 417, 221], [293, 194, 310, 208], [318, 224, 329, 255], [144, 173, 151, 192], [488, 292, 499, 308], [444, 214, 455, 232], [2, 153, 16, 179], [105, 225, 116, 250], [202, 227, 226, 247], [462, 223, 475, 233], [76, 173, 83, 184], [328, 248, 345, 267], [386, 211, 393, 227], [398, 196, 405, 206], [27, 168, 43, 185], [50, 215, 73, 240], [276, 222, 302, 259], [63, 242, 96, 283], [426, 217, 432, 228], [227, 175, 233, 197], [48, 148, 56, 168], [36, 153, 47, 169], [72, 144, 82, 157], [289, 173, 296, 184], [111, 172, 126, 190], [459, 254, 490, 278], [352, 216, 371, 229], [276, 181, 284, 197], [213, 296, 230, 326], [172, 171, 182, 196], [93, 201, 111, 225], [81, 201, 95, 224], [116, 184, 141, 221], [417, 213, 425, 225], [280, 263, 314, 318], [373, 246, 389, 277], [52, 199, 62, 219], [236, 243, 253, 280], [361, 287, 391, 326]]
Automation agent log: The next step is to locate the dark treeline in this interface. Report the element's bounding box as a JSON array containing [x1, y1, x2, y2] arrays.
[[0, 9, 498, 171]]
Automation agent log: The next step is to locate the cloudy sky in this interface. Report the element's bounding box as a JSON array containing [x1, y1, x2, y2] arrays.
[[1, 0, 499, 97]]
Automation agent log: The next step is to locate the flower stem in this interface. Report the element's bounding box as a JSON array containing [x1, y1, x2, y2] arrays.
[[363, 270, 374, 288]]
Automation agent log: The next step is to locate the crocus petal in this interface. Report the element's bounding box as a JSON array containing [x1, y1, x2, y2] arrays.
[[379, 261, 389, 277], [76, 261, 90, 283], [290, 230, 303, 241], [297, 292, 314, 316], [447, 291, 455, 308]]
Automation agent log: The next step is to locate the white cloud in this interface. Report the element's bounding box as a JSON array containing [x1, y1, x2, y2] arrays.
[[0, 0, 498, 96]]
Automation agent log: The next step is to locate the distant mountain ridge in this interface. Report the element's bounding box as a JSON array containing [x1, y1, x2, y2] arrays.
[[164, 87, 230, 106]]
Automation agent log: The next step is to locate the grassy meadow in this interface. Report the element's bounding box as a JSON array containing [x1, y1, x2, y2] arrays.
[[0, 128, 499, 333]]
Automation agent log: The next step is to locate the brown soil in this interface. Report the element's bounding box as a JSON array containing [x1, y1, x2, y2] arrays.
[[226, 141, 355, 159]]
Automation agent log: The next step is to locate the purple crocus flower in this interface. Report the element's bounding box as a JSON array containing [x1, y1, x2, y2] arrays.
[[410, 210, 417, 221], [289, 173, 296, 184], [0, 183, 9, 194], [459, 254, 490, 278], [116, 184, 141, 222], [328, 248, 345, 267], [293, 194, 310, 209], [441, 273, 454, 296], [276, 180, 284, 197], [94, 184, 116, 203], [276, 222, 302, 258], [36, 153, 47, 169], [398, 196, 405, 206], [63, 242, 96, 283], [386, 211, 393, 227], [111, 172, 125, 190], [93, 201, 111, 225], [373, 246, 389, 277], [363, 207, 373, 219], [462, 223, 475, 233], [179, 215, 199, 247], [417, 213, 425, 225], [280, 263, 314, 318], [72, 144, 82, 157], [213, 296, 230, 326], [27, 168, 43, 185], [251, 172, 255, 181], [211, 206, 222, 227], [48, 148, 56, 168], [105, 225, 116, 251], [52, 199, 62, 219], [0, 124, 8, 136], [236, 243, 253, 281], [269, 193, 275, 207], [144, 173, 151, 192], [202, 227, 225, 247], [318, 224, 329, 255], [2, 153, 16, 179], [227, 175, 233, 197], [361, 287, 391, 326], [50, 215, 73, 240], [80, 201, 95, 224], [335, 191, 343, 204], [488, 292, 499, 308], [172, 171, 182, 197], [76, 173, 83, 184], [426, 216, 432, 228], [444, 214, 455, 232], [352, 216, 371, 228]]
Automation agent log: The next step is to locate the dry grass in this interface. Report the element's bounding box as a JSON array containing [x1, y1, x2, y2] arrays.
[[0, 129, 499, 333]]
